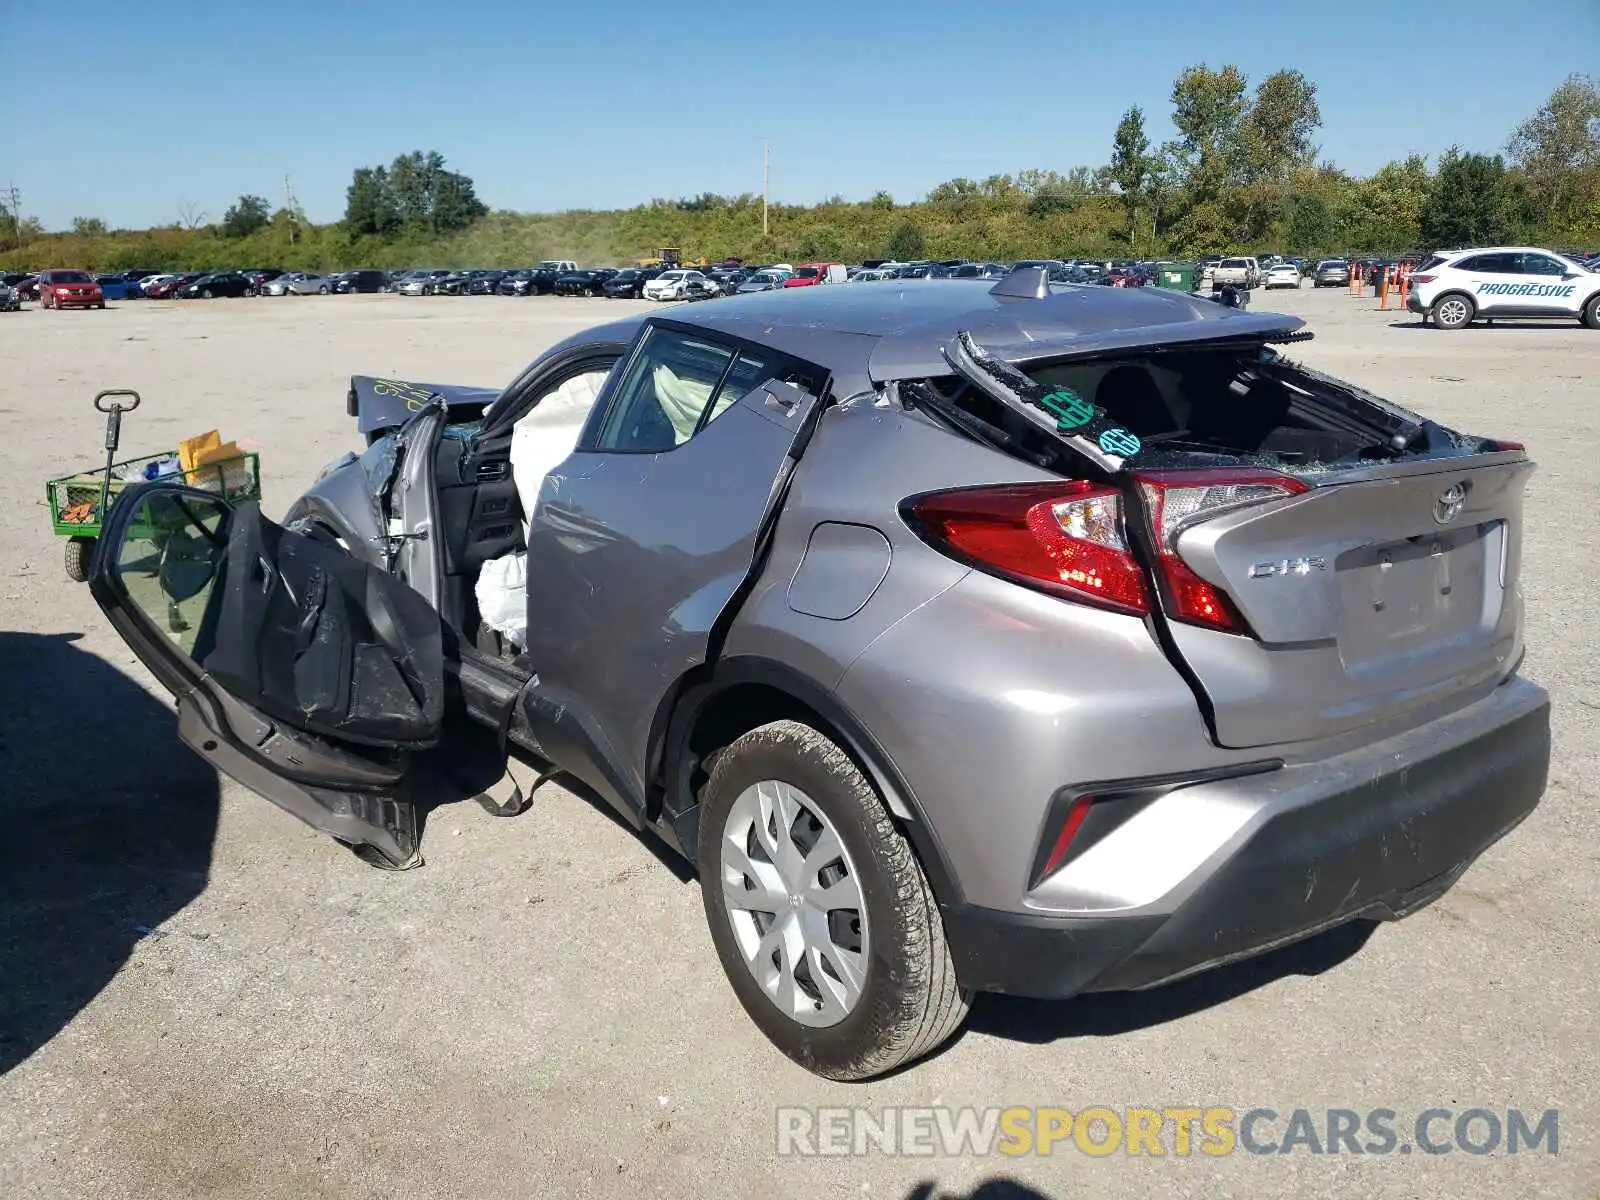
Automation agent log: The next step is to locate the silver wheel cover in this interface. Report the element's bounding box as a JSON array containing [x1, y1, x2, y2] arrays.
[[720, 780, 869, 1028]]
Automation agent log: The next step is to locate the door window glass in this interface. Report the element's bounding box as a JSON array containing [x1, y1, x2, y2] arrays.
[[1474, 253, 1522, 274], [1519, 253, 1566, 276], [596, 327, 736, 451], [115, 490, 230, 656], [700, 351, 775, 430]]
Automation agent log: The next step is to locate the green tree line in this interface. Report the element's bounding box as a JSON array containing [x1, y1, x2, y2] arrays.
[[3, 70, 1596, 274]]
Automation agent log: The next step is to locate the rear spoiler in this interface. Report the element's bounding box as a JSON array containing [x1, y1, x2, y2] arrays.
[[347, 375, 501, 437]]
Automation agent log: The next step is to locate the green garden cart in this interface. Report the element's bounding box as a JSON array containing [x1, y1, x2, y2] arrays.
[[46, 389, 262, 582]]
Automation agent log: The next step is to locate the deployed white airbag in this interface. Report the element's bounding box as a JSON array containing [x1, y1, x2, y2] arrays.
[[510, 368, 613, 540], [475, 551, 527, 648], [653, 362, 714, 444], [479, 367, 613, 647]]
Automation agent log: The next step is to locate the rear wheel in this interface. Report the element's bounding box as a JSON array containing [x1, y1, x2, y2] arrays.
[[1432, 293, 1475, 330], [698, 720, 969, 1080], [1582, 292, 1600, 330]]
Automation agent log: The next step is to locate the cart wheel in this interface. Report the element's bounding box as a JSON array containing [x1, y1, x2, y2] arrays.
[[64, 536, 96, 583]]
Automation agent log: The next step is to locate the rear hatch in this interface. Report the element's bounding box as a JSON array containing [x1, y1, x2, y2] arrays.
[[923, 325, 1533, 749], [1158, 453, 1531, 746]]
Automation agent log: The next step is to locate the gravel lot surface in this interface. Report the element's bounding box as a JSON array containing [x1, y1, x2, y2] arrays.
[[1, 289, 1595, 1199]]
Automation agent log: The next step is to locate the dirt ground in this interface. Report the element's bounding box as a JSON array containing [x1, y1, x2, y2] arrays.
[[1, 289, 1595, 1199]]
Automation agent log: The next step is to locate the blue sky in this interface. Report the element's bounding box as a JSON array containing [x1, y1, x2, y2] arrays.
[[1, 0, 1595, 230]]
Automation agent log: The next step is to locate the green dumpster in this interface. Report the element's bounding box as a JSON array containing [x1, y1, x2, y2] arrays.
[[1156, 262, 1198, 292]]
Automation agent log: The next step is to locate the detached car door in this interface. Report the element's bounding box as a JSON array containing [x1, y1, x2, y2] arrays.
[[521, 320, 826, 811], [90, 483, 447, 869]]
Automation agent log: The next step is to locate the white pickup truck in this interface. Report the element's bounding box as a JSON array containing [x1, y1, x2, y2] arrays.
[[1210, 256, 1257, 291]]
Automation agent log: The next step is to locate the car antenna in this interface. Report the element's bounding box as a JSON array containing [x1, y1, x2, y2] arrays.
[[989, 265, 1050, 299]]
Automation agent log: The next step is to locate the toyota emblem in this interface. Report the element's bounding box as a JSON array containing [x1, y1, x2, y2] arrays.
[[1433, 483, 1468, 525]]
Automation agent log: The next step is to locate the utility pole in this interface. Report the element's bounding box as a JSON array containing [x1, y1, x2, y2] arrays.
[[283, 173, 299, 244], [762, 142, 769, 238], [2, 183, 20, 248]]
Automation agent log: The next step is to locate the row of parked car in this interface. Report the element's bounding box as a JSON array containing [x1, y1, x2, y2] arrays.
[[20, 249, 1593, 313], [1, 257, 1201, 313], [1199, 248, 1600, 293], [387, 258, 1188, 301], [0, 267, 399, 305]]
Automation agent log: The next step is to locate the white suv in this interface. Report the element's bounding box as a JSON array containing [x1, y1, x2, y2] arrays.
[[1409, 246, 1600, 330]]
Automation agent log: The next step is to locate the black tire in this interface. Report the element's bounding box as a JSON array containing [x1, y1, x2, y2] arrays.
[[318, 284, 329, 294], [1582, 292, 1600, 330], [64, 536, 95, 583], [202, 288, 213, 299], [697, 720, 969, 1081], [1431, 292, 1475, 330]]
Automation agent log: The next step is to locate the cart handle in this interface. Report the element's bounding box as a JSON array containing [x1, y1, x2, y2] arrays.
[[94, 389, 141, 413]]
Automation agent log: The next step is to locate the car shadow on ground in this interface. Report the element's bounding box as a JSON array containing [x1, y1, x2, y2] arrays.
[[0, 631, 219, 1076], [1387, 318, 1582, 331], [906, 1179, 1061, 1199], [964, 918, 1375, 1046]]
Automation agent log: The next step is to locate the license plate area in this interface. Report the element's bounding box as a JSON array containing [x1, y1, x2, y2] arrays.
[[1336, 522, 1501, 668]]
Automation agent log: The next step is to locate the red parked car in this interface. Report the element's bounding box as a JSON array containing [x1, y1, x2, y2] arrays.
[[145, 272, 206, 299], [783, 263, 833, 288], [38, 269, 104, 309]]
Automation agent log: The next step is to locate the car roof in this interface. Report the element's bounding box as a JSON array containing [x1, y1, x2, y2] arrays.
[[1441, 246, 1573, 258], [485, 279, 1304, 422], [672, 278, 1303, 382]]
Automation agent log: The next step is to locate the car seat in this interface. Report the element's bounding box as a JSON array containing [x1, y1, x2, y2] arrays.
[[1093, 364, 1178, 437]]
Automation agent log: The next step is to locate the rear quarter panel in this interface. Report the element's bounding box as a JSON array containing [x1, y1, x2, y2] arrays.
[[723, 398, 1239, 910]]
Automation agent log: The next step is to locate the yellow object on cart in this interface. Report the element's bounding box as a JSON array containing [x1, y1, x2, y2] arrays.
[[177, 429, 221, 473], [178, 430, 249, 493]]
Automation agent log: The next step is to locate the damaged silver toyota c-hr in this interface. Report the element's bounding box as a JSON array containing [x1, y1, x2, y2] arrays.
[[89, 270, 1550, 1079]]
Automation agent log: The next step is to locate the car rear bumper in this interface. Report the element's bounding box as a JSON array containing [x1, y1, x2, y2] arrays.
[[1407, 293, 1427, 313], [939, 676, 1550, 998]]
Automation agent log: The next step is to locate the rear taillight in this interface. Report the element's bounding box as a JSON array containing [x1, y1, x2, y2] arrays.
[[1411, 274, 1435, 284], [908, 482, 1149, 615], [910, 470, 1305, 636], [1135, 470, 1307, 635]]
